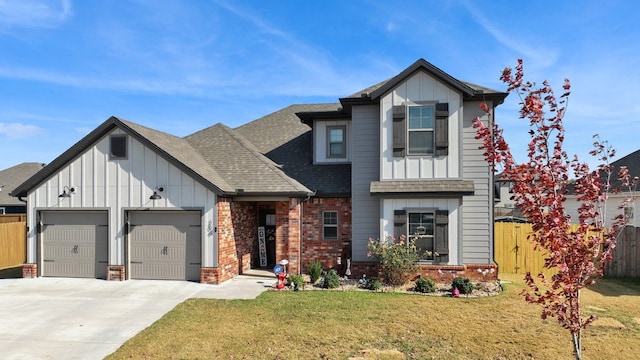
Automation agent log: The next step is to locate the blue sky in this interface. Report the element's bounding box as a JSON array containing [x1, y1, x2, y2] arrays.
[[0, 0, 638, 172]]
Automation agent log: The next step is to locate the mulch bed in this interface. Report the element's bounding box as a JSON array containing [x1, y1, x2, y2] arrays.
[[272, 275, 503, 298]]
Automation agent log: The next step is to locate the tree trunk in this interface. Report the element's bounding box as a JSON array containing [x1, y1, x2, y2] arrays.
[[572, 331, 582, 360]]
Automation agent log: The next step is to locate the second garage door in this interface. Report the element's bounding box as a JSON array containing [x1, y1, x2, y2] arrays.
[[128, 211, 201, 281]]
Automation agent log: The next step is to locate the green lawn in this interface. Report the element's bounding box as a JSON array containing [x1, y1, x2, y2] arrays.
[[106, 274, 640, 359]]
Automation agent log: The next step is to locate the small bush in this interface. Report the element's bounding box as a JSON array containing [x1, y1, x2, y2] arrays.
[[307, 260, 323, 284], [322, 269, 341, 289], [287, 274, 304, 290], [414, 276, 436, 293], [452, 277, 475, 295], [364, 276, 382, 291], [367, 235, 419, 286]]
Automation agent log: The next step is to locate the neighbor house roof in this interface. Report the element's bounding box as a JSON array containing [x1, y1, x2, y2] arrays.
[[1, 162, 45, 204], [235, 104, 351, 197]]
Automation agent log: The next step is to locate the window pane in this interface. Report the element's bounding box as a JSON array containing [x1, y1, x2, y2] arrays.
[[408, 106, 434, 129], [408, 131, 434, 153], [330, 143, 344, 156], [324, 226, 338, 239], [324, 211, 337, 225], [415, 236, 434, 260], [329, 128, 343, 142]]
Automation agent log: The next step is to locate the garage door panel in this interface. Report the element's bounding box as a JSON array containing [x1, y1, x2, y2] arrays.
[[41, 211, 108, 279], [129, 211, 201, 281]]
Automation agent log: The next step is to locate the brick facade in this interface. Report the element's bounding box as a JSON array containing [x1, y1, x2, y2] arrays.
[[349, 261, 499, 283], [301, 197, 352, 274], [215, 198, 258, 284]]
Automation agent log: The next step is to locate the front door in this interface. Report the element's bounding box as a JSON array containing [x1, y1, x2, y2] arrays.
[[259, 209, 276, 266]]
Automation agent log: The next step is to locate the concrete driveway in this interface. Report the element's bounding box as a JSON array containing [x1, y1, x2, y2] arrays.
[[0, 274, 274, 360]]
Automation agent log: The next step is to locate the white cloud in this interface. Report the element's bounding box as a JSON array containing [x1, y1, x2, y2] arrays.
[[0, 122, 45, 138], [0, 0, 72, 29]]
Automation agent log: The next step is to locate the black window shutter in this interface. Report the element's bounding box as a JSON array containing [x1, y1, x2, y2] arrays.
[[435, 103, 449, 156], [392, 105, 406, 157], [394, 209, 406, 239], [435, 210, 449, 263]]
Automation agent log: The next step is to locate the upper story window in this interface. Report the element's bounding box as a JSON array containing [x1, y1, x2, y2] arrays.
[[323, 210, 338, 240], [408, 106, 435, 154], [327, 126, 346, 158], [110, 135, 127, 160], [392, 103, 448, 157]]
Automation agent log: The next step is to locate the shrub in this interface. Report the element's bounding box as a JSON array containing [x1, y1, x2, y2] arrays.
[[322, 269, 341, 289], [286, 274, 304, 290], [364, 276, 382, 291], [414, 276, 436, 293], [452, 277, 475, 295], [307, 260, 323, 284], [367, 235, 419, 286]]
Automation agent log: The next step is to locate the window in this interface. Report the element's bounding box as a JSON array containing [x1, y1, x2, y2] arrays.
[[408, 212, 435, 260], [394, 209, 449, 263], [407, 106, 434, 154], [392, 103, 448, 157], [327, 126, 346, 158], [624, 206, 634, 223], [323, 210, 338, 240], [110, 135, 127, 159], [0, 207, 5, 214]]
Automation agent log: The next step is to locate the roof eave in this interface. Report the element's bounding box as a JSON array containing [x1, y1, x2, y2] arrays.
[[296, 109, 350, 126]]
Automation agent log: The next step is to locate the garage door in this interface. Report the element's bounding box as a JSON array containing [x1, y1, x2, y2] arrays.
[[128, 211, 201, 281], [41, 211, 108, 279]]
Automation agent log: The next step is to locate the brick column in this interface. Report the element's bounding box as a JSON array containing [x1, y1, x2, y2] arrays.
[[22, 263, 37, 278], [107, 265, 126, 281], [287, 198, 301, 274]]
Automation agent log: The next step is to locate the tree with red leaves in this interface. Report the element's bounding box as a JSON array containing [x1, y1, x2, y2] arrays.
[[473, 59, 635, 360]]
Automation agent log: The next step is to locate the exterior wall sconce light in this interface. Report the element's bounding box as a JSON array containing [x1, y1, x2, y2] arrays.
[[59, 186, 75, 198], [150, 186, 164, 200]]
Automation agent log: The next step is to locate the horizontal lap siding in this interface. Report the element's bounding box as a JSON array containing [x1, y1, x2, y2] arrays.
[[461, 101, 493, 264], [352, 105, 380, 261]]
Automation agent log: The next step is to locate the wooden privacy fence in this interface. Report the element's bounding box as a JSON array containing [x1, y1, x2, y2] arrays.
[[0, 221, 26, 270], [605, 225, 640, 277], [496, 222, 640, 278], [0, 214, 26, 224], [494, 222, 556, 277]]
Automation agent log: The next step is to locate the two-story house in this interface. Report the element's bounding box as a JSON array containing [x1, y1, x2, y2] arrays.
[[12, 59, 506, 283]]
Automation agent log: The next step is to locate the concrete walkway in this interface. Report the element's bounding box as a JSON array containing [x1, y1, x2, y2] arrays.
[[0, 273, 275, 360]]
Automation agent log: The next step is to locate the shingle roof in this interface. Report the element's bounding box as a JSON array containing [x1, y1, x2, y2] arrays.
[[186, 123, 313, 196], [235, 104, 351, 197], [117, 118, 235, 194], [11, 117, 236, 197], [235, 104, 340, 153], [1, 163, 44, 204], [341, 58, 508, 107]]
